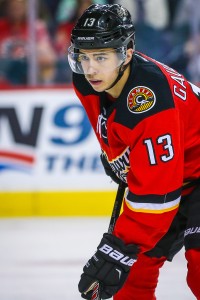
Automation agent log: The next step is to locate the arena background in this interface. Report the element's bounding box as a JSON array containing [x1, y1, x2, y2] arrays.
[[0, 0, 199, 217], [0, 1, 199, 299]]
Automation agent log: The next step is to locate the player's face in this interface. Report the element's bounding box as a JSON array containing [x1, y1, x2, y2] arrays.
[[79, 48, 122, 92]]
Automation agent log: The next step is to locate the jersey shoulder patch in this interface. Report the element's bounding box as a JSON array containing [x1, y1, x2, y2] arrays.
[[115, 56, 175, 129]]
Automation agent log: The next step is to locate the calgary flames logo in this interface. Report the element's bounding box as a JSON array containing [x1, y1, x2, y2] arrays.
[[127, 86, 156, 113]]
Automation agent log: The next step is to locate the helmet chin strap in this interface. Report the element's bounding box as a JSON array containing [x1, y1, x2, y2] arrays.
[[105, 62, 129, 91]]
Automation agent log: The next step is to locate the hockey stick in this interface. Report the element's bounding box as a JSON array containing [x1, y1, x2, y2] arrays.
[[89, 182, 126, 300]]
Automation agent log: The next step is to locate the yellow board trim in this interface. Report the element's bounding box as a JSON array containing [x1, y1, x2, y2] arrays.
[[0, 191, 116, 217]]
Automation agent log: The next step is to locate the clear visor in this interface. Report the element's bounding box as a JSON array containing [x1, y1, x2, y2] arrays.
[[67, 46, 127, 75]]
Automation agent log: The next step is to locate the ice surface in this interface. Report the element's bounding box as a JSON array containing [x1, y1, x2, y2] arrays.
[[0, 217, 195, 299]]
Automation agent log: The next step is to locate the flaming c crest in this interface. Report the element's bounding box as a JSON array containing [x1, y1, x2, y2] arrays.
[[127, 86, 156, 113]]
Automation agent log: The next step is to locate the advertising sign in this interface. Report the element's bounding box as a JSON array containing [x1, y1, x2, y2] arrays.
[[0, 89, 115, 192]]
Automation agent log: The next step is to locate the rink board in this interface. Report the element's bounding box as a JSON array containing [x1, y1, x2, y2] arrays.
[[0, 88, 117, 216], [0, 191, 116, 217]]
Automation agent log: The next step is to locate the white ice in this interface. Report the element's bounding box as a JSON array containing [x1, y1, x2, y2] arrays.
[[0, 217, 195, 299]]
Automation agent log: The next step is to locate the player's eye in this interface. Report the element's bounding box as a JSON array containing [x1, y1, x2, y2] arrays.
[[95, 55, 107, 62], [78, 54, 89, 62]]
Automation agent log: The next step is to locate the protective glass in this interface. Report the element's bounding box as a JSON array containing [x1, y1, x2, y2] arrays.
[[68, 46, 127, 74]]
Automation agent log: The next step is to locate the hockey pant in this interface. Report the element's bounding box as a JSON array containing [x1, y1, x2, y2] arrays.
[[114, 248, 200, 300], [114, 253, 165, 300]]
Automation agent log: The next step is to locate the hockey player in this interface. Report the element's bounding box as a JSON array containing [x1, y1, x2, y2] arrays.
[[67, 4, 200, 299]]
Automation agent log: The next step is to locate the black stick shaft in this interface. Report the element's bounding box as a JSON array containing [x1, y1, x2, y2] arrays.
[[108, 182, 126, 234], [91, 182, 126, 300]]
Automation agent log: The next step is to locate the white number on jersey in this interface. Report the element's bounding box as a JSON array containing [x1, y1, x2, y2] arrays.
[[143, 134, 174, 165], [189, 82, 200, 99]]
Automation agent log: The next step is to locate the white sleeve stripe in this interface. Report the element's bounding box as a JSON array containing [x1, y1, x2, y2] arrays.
[[125, 196, 181, 212]]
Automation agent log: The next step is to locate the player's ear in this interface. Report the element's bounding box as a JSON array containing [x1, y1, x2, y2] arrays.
[[124, 48, 133, 65]]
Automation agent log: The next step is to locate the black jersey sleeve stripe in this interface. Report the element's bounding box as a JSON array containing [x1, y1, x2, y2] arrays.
[[126, 187, 182, 204]]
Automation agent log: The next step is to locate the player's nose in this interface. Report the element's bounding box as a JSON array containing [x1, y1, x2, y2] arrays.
[[86, 64, 98, 75]]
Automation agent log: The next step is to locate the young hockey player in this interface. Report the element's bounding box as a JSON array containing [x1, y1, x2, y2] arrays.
[[68, 4, 200, 299]]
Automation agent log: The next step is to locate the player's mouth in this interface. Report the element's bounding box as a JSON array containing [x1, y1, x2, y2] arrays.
[[88, 79, 103, 86]]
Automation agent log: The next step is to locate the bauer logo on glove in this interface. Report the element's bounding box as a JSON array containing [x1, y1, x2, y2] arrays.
[[78, 233, 139, 299], [99, 243, 136, 267]]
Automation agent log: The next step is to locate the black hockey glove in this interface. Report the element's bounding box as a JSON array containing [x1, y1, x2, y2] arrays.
[[100, 153, 123, 185], [78, 233, 139, 299]]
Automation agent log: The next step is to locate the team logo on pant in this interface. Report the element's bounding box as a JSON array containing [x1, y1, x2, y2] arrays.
[[127, 86, 156, 113]]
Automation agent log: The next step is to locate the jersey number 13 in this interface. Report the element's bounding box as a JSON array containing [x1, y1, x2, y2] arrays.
[[143, 134, 174, 165]]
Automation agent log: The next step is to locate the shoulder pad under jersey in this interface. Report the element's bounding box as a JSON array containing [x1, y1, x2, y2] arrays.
[[114, 54, 175, 129]]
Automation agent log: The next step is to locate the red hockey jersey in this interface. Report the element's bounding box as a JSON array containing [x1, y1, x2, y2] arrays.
[[73, 51, 200, 253]]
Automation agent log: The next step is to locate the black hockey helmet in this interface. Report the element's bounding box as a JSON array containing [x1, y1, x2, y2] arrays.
[[71, 3, 135, 49]]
